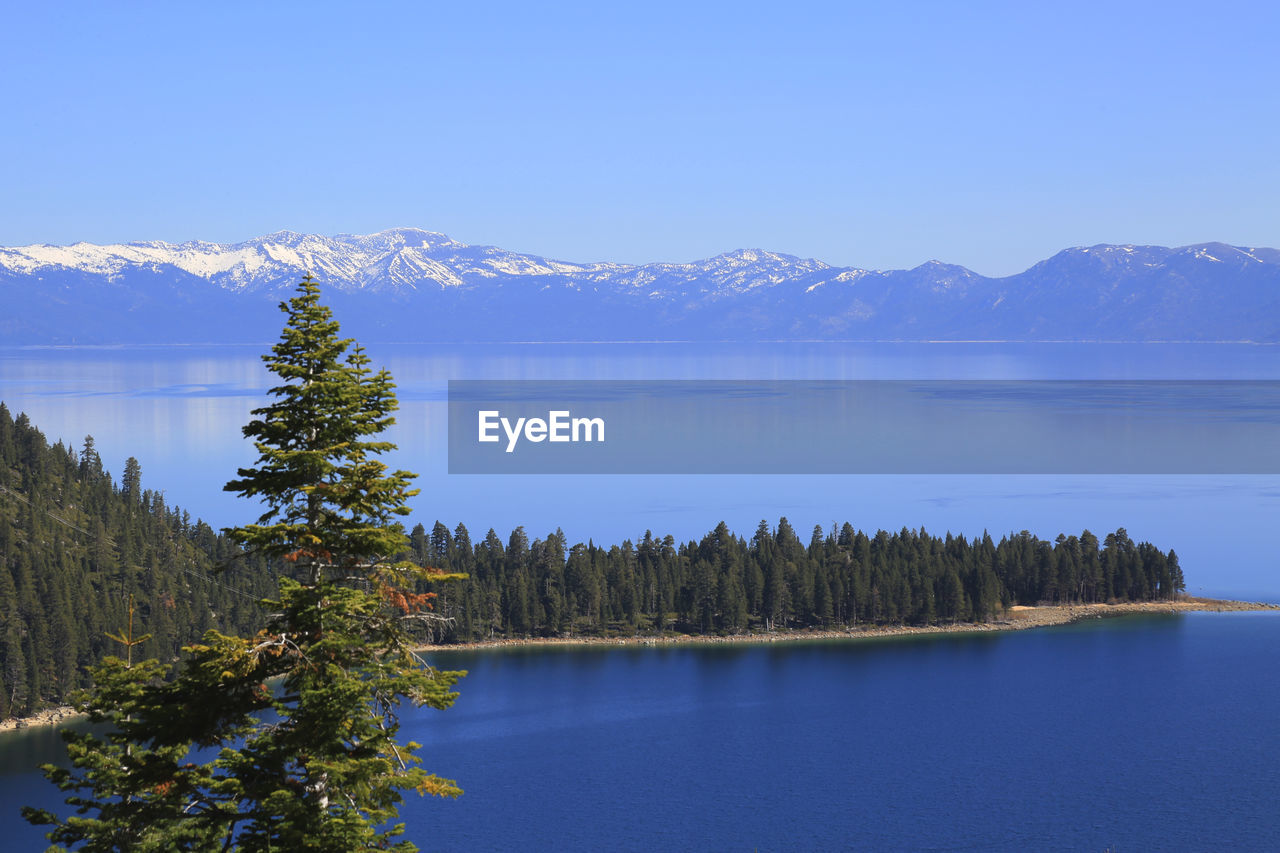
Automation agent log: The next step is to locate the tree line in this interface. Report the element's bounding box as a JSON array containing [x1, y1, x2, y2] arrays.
[[409, 517, 1185, 641], [0, 403, 275, 719]]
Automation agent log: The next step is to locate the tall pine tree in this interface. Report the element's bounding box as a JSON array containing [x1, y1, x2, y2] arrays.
[[27, 277, 465, 851]]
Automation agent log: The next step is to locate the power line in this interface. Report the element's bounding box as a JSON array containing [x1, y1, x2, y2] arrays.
[[0, 482, 95, 537]]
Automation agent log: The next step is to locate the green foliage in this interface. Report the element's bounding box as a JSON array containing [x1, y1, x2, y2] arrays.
[[224, 280, 416, 573], [416, 519, 1186, 640], [22, 656, 229, 852], [26, 278, 465, 851], [0, 404, 275, 719]]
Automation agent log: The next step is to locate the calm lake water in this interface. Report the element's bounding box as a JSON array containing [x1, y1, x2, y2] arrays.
[[1, 342, 1278, 598], [5, 612, 1279, 851]]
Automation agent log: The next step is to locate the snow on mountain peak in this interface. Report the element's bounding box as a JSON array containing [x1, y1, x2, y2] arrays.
[[4, 232, 1280, 345], [0, 229, 491, 291], [3, 232, 1275, 312], [0, 232, 825, 295]]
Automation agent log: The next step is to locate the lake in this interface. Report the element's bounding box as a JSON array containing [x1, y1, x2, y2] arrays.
[[5, 612, 1279, 851], [1, 342, 1278, 599], [2, 341, 1279, 849]]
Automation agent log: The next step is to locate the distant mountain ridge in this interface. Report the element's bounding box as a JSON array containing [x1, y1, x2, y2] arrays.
[[2, 228, 1278, 343]]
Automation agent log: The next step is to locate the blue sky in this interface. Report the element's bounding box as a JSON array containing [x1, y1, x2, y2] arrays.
[[2, 1, 1276, 275]]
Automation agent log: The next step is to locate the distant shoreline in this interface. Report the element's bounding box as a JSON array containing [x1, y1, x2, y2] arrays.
[[415, 597, 1279, 654], [5, 340, 1279, 351], [4, 598, 1274, 734]]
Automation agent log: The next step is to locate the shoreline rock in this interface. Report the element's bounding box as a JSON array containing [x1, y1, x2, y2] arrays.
[[0, 705, 82, 734]]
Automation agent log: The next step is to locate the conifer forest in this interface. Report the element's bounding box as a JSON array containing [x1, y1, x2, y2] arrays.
[[0, 402, 1185, 718]]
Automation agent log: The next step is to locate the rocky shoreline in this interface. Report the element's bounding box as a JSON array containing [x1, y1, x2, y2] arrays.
[[0, 704, 81, 734], [4, 598, 1274, 733]]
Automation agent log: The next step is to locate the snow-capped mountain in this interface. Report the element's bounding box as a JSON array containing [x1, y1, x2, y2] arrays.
[[1, 230, 1278, 344], [0, 228, 840, 298], [0, 228, 610, 293]]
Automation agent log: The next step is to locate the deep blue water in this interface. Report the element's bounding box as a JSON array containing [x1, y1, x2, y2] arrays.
[[6, 612, 1278, 851]]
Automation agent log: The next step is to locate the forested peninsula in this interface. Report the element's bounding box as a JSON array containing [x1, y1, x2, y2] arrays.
[[0, 399, 1194, 723], [407, 518, 1187, 644]]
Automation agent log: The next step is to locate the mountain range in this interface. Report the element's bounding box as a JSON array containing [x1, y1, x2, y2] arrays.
[[2, 228, 1278, 344]]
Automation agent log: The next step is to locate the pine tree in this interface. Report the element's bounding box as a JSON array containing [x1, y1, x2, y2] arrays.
[[121, 457, 141, 506], [26, 277, 465, 851]]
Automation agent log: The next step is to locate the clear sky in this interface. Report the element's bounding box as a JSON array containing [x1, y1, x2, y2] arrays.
[[2, 1, 1276, 276]]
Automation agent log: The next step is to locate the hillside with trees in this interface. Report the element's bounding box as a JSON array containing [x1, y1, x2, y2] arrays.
[[0, 403, 275, 720]]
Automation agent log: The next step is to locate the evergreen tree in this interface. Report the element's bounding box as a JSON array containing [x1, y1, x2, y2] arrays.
[[26, 277, 465, 851], [79, 435, 102, 481], [121, 457, 142, 506]]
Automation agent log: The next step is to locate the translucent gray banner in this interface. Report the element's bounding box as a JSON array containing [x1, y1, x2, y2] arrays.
[[446, 380, 1280, 474]]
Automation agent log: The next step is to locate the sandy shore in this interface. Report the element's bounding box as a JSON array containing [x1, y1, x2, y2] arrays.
[[4, 598, 1273, 732], [416, 596, 1279, 653]]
